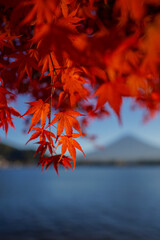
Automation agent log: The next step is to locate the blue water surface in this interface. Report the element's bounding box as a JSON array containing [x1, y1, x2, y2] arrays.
[[0, 166, 160, 240]]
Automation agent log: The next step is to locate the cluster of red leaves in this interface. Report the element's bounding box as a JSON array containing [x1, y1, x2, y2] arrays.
[[0, 86, 21, 134], [0, 0, 160, 174]]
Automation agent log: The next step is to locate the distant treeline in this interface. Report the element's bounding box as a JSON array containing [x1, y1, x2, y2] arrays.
[[77, 160, 160, 166], [1, 142, 160, 167], [0, 143, 39, 165]]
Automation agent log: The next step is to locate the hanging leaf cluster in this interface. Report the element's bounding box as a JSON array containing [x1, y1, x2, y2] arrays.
[[0, 0, 160, 174]]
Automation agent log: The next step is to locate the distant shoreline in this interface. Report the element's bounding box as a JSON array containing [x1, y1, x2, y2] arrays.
[[1, 159, 160, 169], [76, 161, 160, 166], [76, 160, 160, 166], [0, 158, 37, 169], [1, 136, 160, 169]]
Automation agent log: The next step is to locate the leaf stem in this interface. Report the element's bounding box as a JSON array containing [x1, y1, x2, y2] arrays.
[[49, 52, 56, 151]]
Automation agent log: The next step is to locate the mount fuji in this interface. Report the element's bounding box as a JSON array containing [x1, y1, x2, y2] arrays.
[[80, 135, 160, 164]]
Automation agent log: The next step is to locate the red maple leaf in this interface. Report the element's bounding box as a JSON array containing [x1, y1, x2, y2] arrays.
[[9, 51, 39, 82], [95, 82, 122, 121], [20, 0, 58, 25], [38, 154, 73, 175], [57, 134, 85, 168], [34, 140, 55, 157], [48, 110, 83, 138], [0, 33, 17, 50], [26, 126, 55, 144], [114, 0, 145, 26], [61, 65, 89, 106], [39, 51, 60, 80], [0, 87, 21, 134], [22, 99, 50, 132]]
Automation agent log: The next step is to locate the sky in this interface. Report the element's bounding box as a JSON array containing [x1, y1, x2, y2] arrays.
[[1, 95, 160, 154]]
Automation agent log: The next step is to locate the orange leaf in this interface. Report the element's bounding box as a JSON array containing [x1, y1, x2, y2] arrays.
[[57, 135, 85, 168], [49, 110, 83, 137], [38, 154, 73, 175], [114, 0, 145, 26], [39, 51, 60, 80], [61, 65, 89, 106], [26, 127, 55, 144], [34, 140, 55, 157], [95, 82, 122, 121], [9, 51, 39, 82], [20, 0, 57, 25], [22, 99, 50, 132]]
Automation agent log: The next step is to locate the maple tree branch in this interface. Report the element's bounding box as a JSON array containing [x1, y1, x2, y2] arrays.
[[49, 52, 56, 151], [49, 51, 56, 102]]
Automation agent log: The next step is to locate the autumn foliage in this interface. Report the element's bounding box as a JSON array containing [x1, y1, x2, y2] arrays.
[[0, 0, 160, 174]]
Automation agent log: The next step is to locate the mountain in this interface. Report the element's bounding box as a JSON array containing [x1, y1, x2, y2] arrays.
[[1, 135, 160, 168], [0, 143, 39, 167], [81, 135, 160, 164]]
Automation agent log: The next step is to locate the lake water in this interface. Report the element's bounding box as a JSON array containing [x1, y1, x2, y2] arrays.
[[0, 166, 160, 240]]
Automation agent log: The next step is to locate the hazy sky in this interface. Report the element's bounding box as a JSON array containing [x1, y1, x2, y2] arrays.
[[1, 95, 160, 154]]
